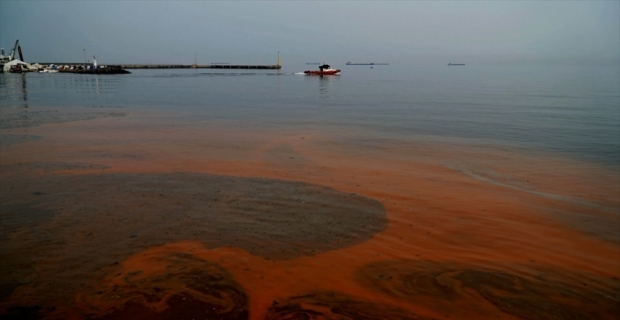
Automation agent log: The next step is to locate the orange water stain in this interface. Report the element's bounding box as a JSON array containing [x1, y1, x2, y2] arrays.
[[1, 112, 619, 319]]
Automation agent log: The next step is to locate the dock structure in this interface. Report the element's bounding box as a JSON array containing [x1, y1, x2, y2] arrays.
[[120, 64, 281, 69], [58, 66, 131, 74]]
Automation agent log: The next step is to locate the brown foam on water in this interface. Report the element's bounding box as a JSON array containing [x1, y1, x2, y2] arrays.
[[264, 291, 429, 320], [1, 112, 619, 319], [86, 252, 248, 320], [356, 260, 620, 320], [69, 242, 437, 320], [0, 171, 386, 318]]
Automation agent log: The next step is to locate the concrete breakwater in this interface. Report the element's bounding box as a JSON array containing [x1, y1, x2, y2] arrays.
[[37, 63, 282, 70], [58, 66, 131, 74], [120, 64, 281, 69]]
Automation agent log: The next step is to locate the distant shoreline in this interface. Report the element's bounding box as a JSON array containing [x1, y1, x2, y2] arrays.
[[122, 64, 281, 69], [33, 63, 281, 70]]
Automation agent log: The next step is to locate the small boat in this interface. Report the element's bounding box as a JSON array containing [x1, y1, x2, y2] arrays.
[[304, 64, 340, 75], [9, 64, 24, 73]]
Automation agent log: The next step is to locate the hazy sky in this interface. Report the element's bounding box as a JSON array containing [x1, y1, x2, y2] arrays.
[[1, 1, 618, 66]]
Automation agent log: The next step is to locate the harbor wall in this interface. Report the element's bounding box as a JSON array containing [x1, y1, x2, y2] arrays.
[[121, 64, 281, 69], [36, 63, 282, 70]]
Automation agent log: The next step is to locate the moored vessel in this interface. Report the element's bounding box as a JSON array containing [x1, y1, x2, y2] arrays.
[[1, 40, 29, 73]]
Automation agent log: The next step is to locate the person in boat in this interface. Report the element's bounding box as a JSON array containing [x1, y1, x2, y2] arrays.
[[318, 64, 330, 72]]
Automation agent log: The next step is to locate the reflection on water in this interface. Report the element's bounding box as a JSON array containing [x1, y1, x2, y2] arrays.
[[303, 74, 340, 99], [0, 74, 30, 129], [0, 72, 126, 109], [0, 74, 28, 109], [318, 75, 337, 99], [95, 76, 100, 95], [20, 75, 27, 108]]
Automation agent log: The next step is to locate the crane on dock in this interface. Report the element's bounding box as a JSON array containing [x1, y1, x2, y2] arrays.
[[1, 40, 30, 73], [1, 40, 24, 63]]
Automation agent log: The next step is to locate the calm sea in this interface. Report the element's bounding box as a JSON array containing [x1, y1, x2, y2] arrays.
[[1, 64, 619, 319], [1, 64, 619, 165]]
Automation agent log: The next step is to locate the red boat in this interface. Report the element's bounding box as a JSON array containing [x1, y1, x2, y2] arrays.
[[304, 64, 340, 75]]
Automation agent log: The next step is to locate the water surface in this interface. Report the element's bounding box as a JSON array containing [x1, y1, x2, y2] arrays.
[[1, 65, 619, 319]]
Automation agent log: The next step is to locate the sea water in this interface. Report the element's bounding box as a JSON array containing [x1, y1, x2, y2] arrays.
[[2, 64, 618, 165], [1, 64, 619, 319]]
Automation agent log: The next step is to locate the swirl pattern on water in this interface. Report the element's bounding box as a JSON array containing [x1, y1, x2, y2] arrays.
[[92, 253, 248, 320], [0, 169, 387, 318], [356, 260, 620, 319], [265, 291, 429, 320]]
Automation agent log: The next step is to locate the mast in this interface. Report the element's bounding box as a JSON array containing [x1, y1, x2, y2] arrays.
[[8, 40, 19, 60], [17, 44, 23, 62]]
